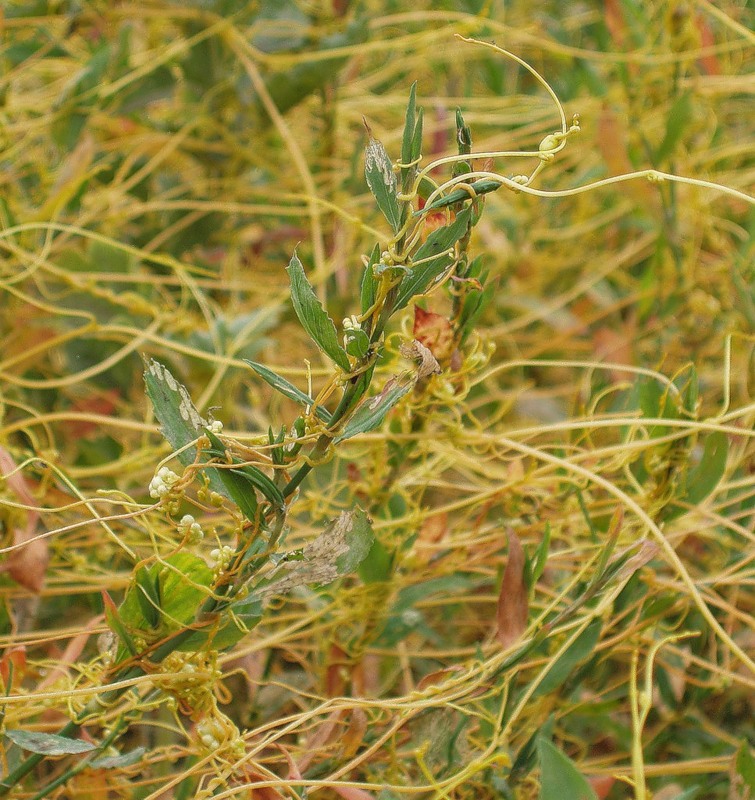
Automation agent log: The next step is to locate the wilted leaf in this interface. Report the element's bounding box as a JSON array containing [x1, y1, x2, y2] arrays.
[[335, 379, 413, 443], [5, 730, 96, 756], [286, 251, 350, 371], [537, 737, 597, 800], [259, 507, 373, 597], [364, 127, 402, 234], [400, 339, 440, 379], [496, 531, 529, 648]]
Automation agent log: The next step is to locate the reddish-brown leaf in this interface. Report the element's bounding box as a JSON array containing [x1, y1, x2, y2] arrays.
[[0, 447, 48, 593], [495, 531, 528, 648], [413, 306, 454, 363], [0, 646, 27, 690]]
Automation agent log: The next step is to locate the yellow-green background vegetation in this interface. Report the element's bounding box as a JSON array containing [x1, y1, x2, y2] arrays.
[[0, 1, 753, 799]]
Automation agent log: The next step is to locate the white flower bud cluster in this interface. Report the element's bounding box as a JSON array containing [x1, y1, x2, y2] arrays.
[[178, 514, 204, 543], [195, 715, 245, 758], [149, 466, 180, 499], [196, 717, 225, 751], [207, 419, 223, 434], [342, 314, 360, 331], [208, 545, 234, 572]]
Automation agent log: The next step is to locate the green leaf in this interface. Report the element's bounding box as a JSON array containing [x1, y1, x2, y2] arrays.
[[656, 92, 692, 163], [143, 359, 227, 497], [411, 108, 424, 165], [135, 567, 162, 629], [360, 244, 381, 316], [394, 207, 472, 311], [359, 537, 393, 583], [179, 593, 263, 652], [736, 740, 755, 791], [144, 358, 207, 455], [534, 619, 602, 697], [245, 360, 331, 424], [682, 430, 728, 506], [537, 738, 597, 800], [90, 747, 146, 769], [204, 428, 284, 511], [335, 379, 413, 443], [531, 522, 551, 589], [401, 82, 417, 173], [286, 251, 350, 371], [417, 178, 501, 214], [102, 590, 138, 657], [119, 553, 212, 637], [365, 134, 402, 234], [5, 730, 96, 756]]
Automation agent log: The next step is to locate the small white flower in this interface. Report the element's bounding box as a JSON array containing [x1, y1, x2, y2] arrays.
[[208, 419, 223, 434], [150, 467, 180, 499]]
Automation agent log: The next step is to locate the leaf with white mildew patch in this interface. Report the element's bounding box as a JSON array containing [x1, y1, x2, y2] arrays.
[[364, 123, 402, 234], [257, 507, 373, 598]]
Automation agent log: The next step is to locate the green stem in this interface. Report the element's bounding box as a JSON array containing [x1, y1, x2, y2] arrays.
[[282, 366, 372, 499]]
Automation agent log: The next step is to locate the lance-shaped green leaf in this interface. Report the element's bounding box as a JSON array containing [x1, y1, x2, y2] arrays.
[[257, 507, 373, 597], [416, 179, 502, 215], [401, 82, 417, 171], [335, 378, 413, 443], [400, 83, 423, 195], [364, 130, 402, 234], [534, 619, 602, 697], [143, 359, 227, 497], [245, 360, 331, 424], [286, 251, 350, 371], [394, 207, 472, 311], [204, 428, 284, 511], [537, 738, 598, 800], [360, 244, 381, 317], [682, 430, 728, 506], [656, 91, 692, 163], [5, 730, 96, 756]]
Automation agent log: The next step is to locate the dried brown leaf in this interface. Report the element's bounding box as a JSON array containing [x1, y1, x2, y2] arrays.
[[0, 447, 48, 593], [495, 530, 528, 648], [400, 339, 440, 379]]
